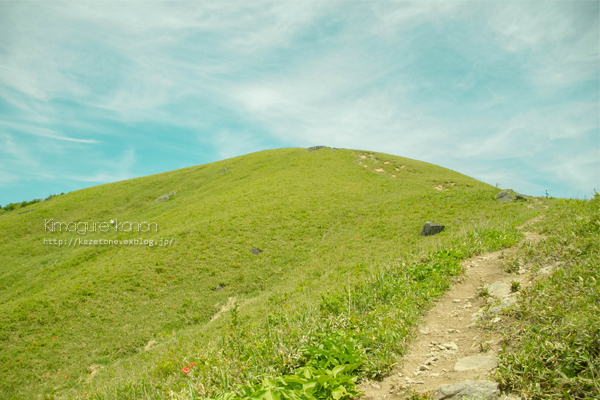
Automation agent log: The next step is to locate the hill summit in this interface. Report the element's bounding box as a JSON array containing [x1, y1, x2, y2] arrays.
[[0, 147, 540, 399]]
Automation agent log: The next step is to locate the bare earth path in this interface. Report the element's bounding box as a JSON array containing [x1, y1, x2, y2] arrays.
[[360, 217, 545, 399]]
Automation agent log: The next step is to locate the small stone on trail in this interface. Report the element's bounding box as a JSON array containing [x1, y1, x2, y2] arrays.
[[454, 356, 497, 371], [442, 342, 459, 350], [488, 281, 511, 298], [434, 380, 500, 400], [251, 247, 262, 255]]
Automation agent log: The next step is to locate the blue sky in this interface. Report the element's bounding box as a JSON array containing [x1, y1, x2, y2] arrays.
[[0, 1, 598, 206]]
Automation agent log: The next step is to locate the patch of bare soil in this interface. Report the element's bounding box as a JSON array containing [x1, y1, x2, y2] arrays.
[[360, 219, 546, 399]]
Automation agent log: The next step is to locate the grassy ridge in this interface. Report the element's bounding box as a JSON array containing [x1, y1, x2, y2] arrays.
[[0, 148, 542, 399]]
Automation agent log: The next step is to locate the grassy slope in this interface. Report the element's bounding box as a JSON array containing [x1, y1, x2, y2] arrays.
[[494, 194, 600, 399], [0, 148, 541, 399]]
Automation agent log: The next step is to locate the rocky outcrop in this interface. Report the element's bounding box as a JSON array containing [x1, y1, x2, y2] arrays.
[[420, 222, 445, 236], [308, 146, 325, 151], [155, 191, 176, 203], [495, 190, 513, 203]]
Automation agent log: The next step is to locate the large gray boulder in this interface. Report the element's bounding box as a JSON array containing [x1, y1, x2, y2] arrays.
[[420, 222, 445, 236], [515, 193, 528, 201], [434, 380, 500, 400]]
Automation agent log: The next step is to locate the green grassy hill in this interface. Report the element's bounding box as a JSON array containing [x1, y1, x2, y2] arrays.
[[0, 147, 546, 399]]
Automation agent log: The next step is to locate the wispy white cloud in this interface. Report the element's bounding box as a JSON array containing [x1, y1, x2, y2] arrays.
[[486, 1, 599, 91], [0, 121, 100, 143]]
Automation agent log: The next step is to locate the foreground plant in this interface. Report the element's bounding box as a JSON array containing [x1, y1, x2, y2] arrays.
[[211, 333, 365, 400]]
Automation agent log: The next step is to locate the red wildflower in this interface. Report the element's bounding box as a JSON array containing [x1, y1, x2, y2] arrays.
[[182, 367, 190, 374], [189, 362, 196, 367]]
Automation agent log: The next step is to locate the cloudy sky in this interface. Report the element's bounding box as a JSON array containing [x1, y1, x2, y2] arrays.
[[0, 1, 598, 205]]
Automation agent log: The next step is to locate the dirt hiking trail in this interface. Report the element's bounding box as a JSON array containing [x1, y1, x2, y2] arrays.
[[360, 217, 546, 400]]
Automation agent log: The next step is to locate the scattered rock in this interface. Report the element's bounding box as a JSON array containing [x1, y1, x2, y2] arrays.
[[308, 146, 325, 151], [144, 340, 156, 351], [494, 190, 512, 200], [17, 210, 34, 215], [214, 285, 223, 291], [169, 191, 177, 196], [420, 222, 445, 236], [434, 380, 500, 400], [495, 190, 515, 203], [425, 356, 438, 365], [454, 356, 497, 371], [515, 193, 528, 201], [154, 195, 169, 203], [419, 327, 430, 335], [251, 247, 262, 255], [488, 282, 511, 299], [503, 296, 517, 307], [442, 342, 459, 351]]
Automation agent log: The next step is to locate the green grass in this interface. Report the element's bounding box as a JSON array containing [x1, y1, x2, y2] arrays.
[[493, 192, 600, 399], [0, 147, 545, 399]]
